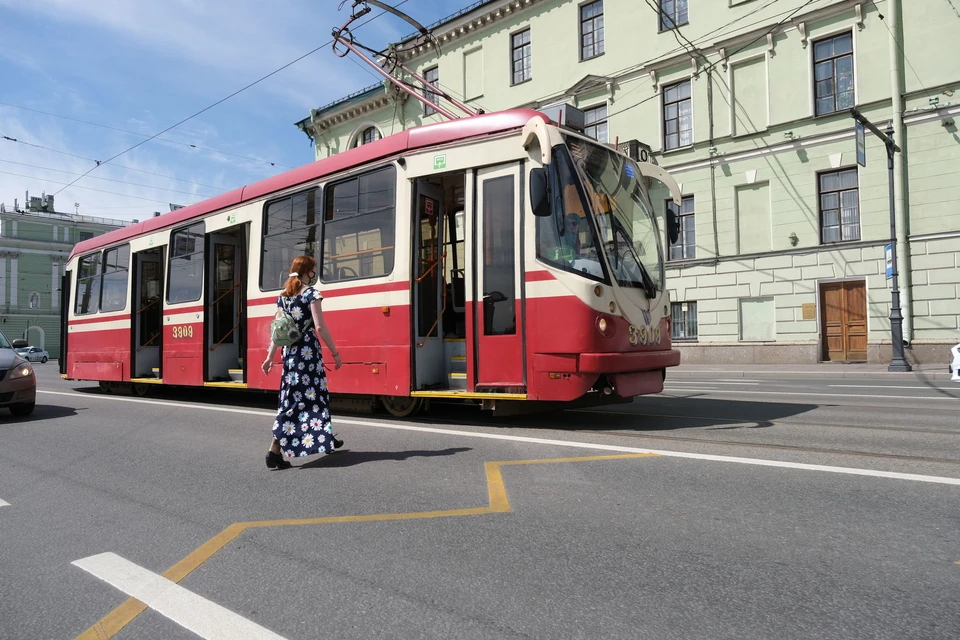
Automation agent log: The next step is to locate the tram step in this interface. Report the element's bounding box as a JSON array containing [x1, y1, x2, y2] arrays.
[[449, 355, 466, 374], [448, 372, 467, 390], [443, 340, 466, 359]]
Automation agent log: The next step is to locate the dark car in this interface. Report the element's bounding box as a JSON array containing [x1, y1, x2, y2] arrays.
[[0, 333, 37, 416]]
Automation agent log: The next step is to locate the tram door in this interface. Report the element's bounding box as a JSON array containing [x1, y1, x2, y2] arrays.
[[205, 228, 247, 383], [413, 181, 446, 389], [472, 163, 525, 391], [132, 249, 164, 379]]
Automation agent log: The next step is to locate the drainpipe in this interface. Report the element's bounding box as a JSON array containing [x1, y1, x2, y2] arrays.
[[887, 0, 912, 345]]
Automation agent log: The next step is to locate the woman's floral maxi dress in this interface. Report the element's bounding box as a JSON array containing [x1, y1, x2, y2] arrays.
[[271, 286, 334, 458]]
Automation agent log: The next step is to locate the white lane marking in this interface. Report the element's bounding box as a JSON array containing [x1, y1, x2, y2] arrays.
[[39, 389, 960, 486], [828, 384, 954, 390], [660, 387, 959, 401], [0, 498, 9, 507], [666, 381, 760, 385], [73, 552, 287, 640]]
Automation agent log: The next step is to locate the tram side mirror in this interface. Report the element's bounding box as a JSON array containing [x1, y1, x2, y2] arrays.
[[530, 167, 551, 217], [667, 208, 681, 245]]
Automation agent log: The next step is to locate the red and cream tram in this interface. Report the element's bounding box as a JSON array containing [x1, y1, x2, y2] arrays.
[[59, 109, 684, 416]]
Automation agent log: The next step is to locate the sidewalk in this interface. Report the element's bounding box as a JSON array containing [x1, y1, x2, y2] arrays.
[[670, 362, 955, 381]]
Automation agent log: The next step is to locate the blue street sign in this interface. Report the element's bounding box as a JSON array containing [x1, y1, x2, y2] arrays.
[[856, 122, 866, 167], [885, 244, 893, 279]]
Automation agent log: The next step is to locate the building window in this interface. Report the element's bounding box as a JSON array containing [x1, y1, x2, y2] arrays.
[[819, 168, 860, 243], [511, 29, 532, 85], [583, 104, 608, 143], [667, 196, 695, 260], [423, 66, 439, 116], [814, 32, 854, 116], [355, 126, 381, 147], [580, 0, 604, 60], [659, 0, 688, 31], [322, 165, 397, 283], [78, 231, 94, 241], [671, 301, 697, 341], [663, 80, 692, 150]]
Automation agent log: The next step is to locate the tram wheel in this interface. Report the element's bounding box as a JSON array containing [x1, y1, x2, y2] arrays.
[[98, 381, 112, 394], [132, 382, 150, 397], [379, 395, 424, 418]]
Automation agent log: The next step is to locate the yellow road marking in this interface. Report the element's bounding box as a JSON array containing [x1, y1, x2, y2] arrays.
[[76, 452, 658, 639]]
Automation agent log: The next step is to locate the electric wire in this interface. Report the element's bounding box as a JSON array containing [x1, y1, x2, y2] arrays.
[[605, 0, 821, 122], [49, 0, 409, 198], [1, 134, 227, 192], [0, 159, 216, 199], [0, 101, 293, 169], [0, 170, 183, 205]]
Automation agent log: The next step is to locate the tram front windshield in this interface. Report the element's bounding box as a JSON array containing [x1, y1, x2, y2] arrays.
[[563, 136, 664, 297]]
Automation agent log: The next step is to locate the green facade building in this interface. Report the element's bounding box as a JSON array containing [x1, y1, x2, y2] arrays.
[[297, 0, 959, 365], [0, 194, 131, 358]]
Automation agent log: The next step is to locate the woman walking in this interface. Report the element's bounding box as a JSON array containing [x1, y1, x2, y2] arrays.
[[261, 256, 342, 469]]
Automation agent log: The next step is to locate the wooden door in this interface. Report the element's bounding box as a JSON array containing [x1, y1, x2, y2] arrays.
[[821, 280, 867, 361]]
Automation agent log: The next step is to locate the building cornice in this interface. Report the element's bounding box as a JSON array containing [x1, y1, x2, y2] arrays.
[[397, 0, 548, 62], [304, 0, 871, 139]]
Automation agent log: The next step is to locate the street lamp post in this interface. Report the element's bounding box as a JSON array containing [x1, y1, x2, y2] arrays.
[[850, 108, 911, 372]]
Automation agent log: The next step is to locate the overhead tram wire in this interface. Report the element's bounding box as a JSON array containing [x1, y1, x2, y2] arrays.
[[50, 0, 410, 199], [0, 134, 228, 192], [0, 159, 219, 199], [605, 0, 821, 122], [0, 169, 192, 206], [0, 101, 293, 170]]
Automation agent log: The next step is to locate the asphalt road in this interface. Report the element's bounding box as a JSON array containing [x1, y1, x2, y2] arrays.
[[1, 365, 957, 640]]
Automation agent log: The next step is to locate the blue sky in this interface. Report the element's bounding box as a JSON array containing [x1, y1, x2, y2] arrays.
[[0, 0, 467, 223]]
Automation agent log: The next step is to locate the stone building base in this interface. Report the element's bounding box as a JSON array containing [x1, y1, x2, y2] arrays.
[[676, 340, 957, 366]]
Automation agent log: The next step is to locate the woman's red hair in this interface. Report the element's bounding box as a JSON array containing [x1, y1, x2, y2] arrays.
[[281, 256, 317, 297]]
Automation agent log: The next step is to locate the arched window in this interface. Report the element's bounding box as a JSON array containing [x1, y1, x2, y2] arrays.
[[354, 126, 381, 148]]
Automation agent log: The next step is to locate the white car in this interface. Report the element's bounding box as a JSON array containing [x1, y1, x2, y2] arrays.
[[15, 347, 49, 364], [950, 343, 960, 383]]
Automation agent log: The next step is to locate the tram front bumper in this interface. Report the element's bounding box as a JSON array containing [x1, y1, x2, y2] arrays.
[[580, 349, 681, 398], [578, 349, 681, 374]]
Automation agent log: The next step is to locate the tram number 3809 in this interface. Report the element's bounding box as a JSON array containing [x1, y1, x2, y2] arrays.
[[171, 325, 195, 339]]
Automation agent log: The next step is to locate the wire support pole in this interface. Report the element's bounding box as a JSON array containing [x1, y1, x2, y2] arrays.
[[850, 107, 911, 372]]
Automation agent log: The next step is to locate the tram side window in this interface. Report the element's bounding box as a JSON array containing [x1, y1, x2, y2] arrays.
[[100, 244, 130, 312], [260, 187, 321, 290], [321, 165, 396, 283], [74, 253, 102, 315], [167, 223, 205, 303]]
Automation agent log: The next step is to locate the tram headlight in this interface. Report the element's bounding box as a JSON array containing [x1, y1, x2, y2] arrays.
[[9, 363, 33, 380], [596, 315, 615, 338]]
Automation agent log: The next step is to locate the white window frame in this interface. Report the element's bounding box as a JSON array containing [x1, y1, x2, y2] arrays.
[[659, 77, 695, 152], [807, 24, 859, 118]]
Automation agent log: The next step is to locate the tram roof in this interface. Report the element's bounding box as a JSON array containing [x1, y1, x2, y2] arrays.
[[69, 108, 546, 260]]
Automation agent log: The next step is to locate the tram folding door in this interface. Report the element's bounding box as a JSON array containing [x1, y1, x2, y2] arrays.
[[472, 163, 525, 390]]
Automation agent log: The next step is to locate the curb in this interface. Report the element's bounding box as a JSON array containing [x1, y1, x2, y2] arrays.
[[669, 370, 954, 381]]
